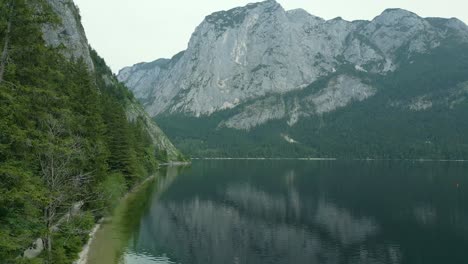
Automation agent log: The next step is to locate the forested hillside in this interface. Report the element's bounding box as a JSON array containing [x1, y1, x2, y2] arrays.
[[0, 0, 184, 263], [120, 1, 468, 159], [155, 41, 468, 159]]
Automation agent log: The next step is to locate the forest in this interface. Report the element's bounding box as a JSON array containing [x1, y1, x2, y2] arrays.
[[156, 41, 468, 159], [0, 0, 173, 263]]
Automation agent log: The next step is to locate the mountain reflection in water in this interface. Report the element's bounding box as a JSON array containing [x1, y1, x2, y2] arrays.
[[96, 160, 468, 264]]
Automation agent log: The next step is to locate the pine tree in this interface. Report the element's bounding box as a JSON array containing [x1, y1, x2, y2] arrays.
[[0, 1, 168, 262]]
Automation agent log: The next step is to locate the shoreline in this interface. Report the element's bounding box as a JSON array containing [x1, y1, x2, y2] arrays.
[[73, 222, 102, 264], [73, 157, 467, 263], [74, 162, 188, 264], [159, 161, 192, 166], [191, 157, 468, 162], [73, 173, 158, 264], [191, 157, 337, 161]]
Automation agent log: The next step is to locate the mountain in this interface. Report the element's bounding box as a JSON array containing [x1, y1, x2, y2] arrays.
[[0, 0, 184, 262], [119, 0, 468, 158], [43, 0, 182, 161]]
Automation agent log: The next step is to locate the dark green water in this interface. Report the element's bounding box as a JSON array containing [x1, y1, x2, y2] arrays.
[[90, 160, 468, 264]]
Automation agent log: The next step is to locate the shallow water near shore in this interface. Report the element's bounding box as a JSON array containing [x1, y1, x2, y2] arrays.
[[87, 160, 468, 264]]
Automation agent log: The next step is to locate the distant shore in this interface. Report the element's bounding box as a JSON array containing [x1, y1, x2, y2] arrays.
[[192, 157, 468, 162], [159, 161, 192, 166], [191, 157, 337, 160]]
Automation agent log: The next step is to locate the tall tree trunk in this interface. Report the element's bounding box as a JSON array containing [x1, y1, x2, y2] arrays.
[[0, 2, 14, 84], [44, 206, 52, 262], [47, 233, 52, 254]]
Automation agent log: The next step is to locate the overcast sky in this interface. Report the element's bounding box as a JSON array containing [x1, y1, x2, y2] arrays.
[[73, 0, 468, 73]]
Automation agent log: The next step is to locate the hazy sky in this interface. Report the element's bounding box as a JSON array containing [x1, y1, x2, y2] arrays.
[[73, 0, 468, 73]]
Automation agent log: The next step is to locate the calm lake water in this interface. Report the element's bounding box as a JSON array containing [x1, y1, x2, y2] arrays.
[[87, 160, 468, 264]]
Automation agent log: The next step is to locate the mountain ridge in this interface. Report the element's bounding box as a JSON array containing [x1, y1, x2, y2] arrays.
[[118, 0, 468, 158], [119, 5, 468, 67], [118, 0, 468, 120]]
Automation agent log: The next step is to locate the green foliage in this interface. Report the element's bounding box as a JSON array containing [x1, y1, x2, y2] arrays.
[[90, 49, 163, 185], [0, 0, 168, 262], [47, 212, 94, 264], [157, 42, 468, 159], [0, 163, 44, 261], [89, 172, 127, 217]]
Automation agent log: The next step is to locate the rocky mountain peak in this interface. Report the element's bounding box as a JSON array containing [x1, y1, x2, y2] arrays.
[[446, 17, 468, 29], [372, 8, 425, 27], [204, 0, 282, 33], [379, 8, 418, 19], [286, 8, 324, 24], [119, 1, 468, 120]]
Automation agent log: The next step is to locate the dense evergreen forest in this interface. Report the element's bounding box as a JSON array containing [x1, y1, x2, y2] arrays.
[[0, 0, 178, 263], [156, 41, 468, 159]]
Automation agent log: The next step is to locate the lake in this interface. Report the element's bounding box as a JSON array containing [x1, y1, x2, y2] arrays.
[[87, 160, 468, 264]]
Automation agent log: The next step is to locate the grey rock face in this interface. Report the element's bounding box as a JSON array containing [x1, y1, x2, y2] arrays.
[[222, 96, 287, 130], [126, 101, 182, 161], [41, 0, 184, 160], [42, 0, 94, 70], [118, 0, 468, 128], [307, 75, 375, 115], [220, 75, 375, 130]]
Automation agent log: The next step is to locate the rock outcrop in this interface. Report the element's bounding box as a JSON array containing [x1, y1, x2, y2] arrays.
[[42, 0, 94, 70], [118, 0, 468, 130], [41, 0, 183, 161]]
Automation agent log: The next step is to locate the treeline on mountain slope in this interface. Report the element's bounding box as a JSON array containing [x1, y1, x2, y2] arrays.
[[156, 41, 468, 159], [0, 0, 175, 263]]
